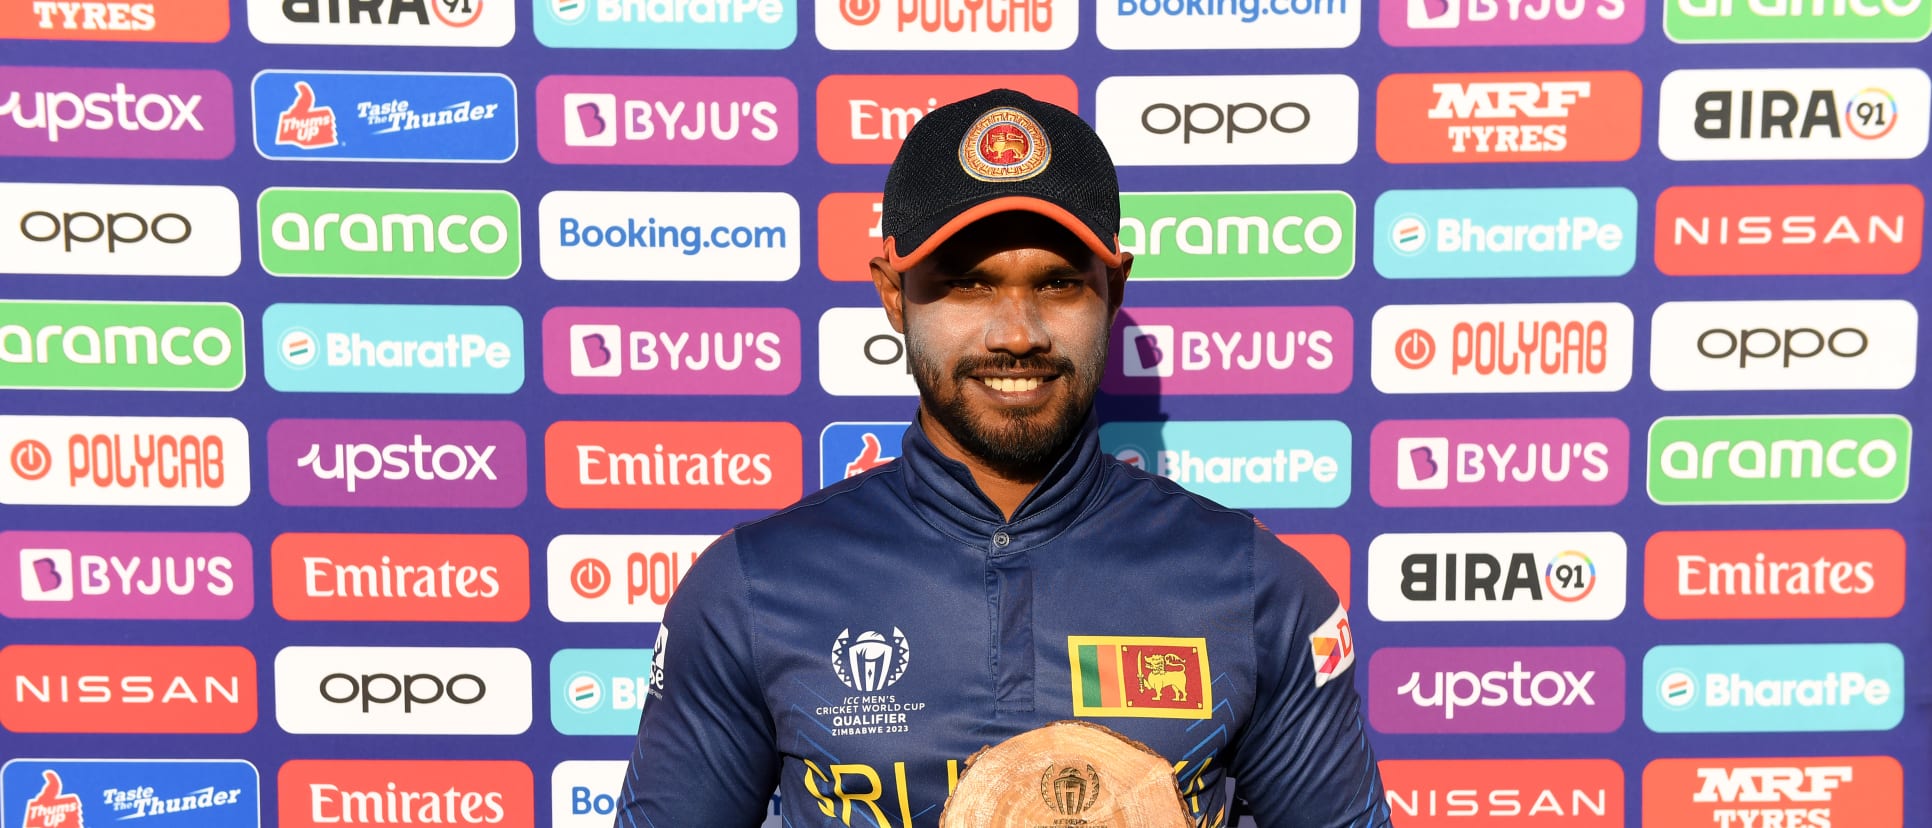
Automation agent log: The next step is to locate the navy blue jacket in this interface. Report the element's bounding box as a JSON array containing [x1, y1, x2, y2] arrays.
[[615, 414, 1391, 827]]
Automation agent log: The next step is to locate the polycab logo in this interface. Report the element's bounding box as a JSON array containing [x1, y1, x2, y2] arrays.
[[0, 758, 259, 828], [1119, 191, 1355, 280], [1380, 0, 1640, 45], [1367, 532, 1626, 622], [1381, 759, 1624, 825], [547, 534, 712, 623], [536, 75, 796, 165], [1642, 756, 1902, 828], [1377, 71, 1642, 164], [535, 0, 793, 48], [1281, 534, 1350, 608], [258, 187, 522, 279], [1667, 0, 1930, 41], [280, 760, 533, 828], [551, 649, 654, 735], [1658, 68, 1930, 160], [249, 0, 514, 46], [1371, 303, 1633, 393], [0, 531, 251, 620], [251, 70, 517, 163], [538, 190, 800, 282], [1374, 187, 1637, 279], [266, 418, 527, 509], [3, 0, 229, 41], [1655, 184, 1923, 276], [1650, 300, 1917, 391], [1370, 418, 1628, 507], [542, 307, 799, 395], [0, 416, 249, 507], [0, 66, 232, 159], [1645, 529, 1905, 620], [818, 75, 1076, 164], [820, 422, 907, 488], [1647, 414, 1910, 505], [815, 0, 1074, 49], [1099, 420, 1351, 509], [1104, 306, 1352, 395], [818, 307, 916, 396], [551, 761, 786, 828], [265, 303, 525, 395], [546, 421, 802, 510], [274, 646, 532, 735], [0, 300, 244, 391], [1097, 0, 1357, 48], [1643, 643, 1904, 732], [272, 533, 530, 622], [0, 644, 257, 733], [1094, 75, 1358, 166], [1369, 646, 1624, 733], [818, 192, 884, 281], [2, 182, 241, 277]]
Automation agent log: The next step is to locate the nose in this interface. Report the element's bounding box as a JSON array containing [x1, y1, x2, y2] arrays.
[[983, 289, 1050, 357]]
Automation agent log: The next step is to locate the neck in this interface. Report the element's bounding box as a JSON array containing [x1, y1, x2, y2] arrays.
[[916, 408, 1048, 520]]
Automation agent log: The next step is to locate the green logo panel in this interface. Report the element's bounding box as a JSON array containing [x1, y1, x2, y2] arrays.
[[1118, 191, 1355, 281], [1665, 0, 1931, 42], [1648, 415, 1910, 504], [258, 188, 522, 279], [0, 300, 246, 390]]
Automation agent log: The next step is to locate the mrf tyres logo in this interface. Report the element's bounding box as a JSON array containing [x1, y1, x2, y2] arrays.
[[252, 70, 517, 163], [267, 418, 528, 509], [1370, 418, 1628, 508], [3, 182, 242, 277], [1117, 191, 1354, 280], [1377, 71, 1642, 163], [258, 188, 520, 279], [1093, 74, 1360, 166], [1369, 646, 1625, 733], [0, 66, 233, 159], [1367, 532, 1627, 622], [3, 0, 232, 42], [274, 646, 533, 735], [0, 300, 244, 391], [249, 0, 515, 46], [1644, 643, 1905, 733], [0, 415, 249, 508], [1372, 302, 1634, 394], [1648, 414, 1910, 505], [1649, 300, 1917, 391], [1659, 67, 1930, 161], [1642, 756, 1903, 828], [1106, 306, 1351, 396]]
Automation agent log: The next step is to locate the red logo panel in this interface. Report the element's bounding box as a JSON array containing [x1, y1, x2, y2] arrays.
[[1381, 759, 1624, 826], [545, 421, 802, 510], [0, 645, 257, 733], [279, 760, 534, 828], [819, 192, 885, 282], [1644, 529, 1905, 620], [1642, 757, 1901, 828], [1376, 72, 1641, 164], [816, 75, 1077, 164], [1655, 185, 1923, 276], [272, 533, 530, 622], [1280, 533, 1350, 609]]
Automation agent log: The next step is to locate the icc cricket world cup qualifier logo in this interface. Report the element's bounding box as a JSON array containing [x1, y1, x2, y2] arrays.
[[832, 627, 911, 692]]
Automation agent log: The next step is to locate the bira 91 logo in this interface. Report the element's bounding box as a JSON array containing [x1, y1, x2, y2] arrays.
[[0, 300, 244, 391], [2, 182, 241, 277], [550, 648, 655, 735], [272, 533, 530, 622], [264, 303, 525, 395], [0, 644, 257, 733], [1367, 532, 1626, 622], [545, 421, 802, 510], [1644, 643, 1904, 732], [0, 531, 251, 620], [1380, 0, 1640, 45], [1, 758, 259, 828], [818, 192, 885, 281], [266, 418, 527, 508], [817, 307, 916, 396], [280, 760, 533, 828], [0, 66, 232, 159], [1645, 528, 1906, 620], [1119, 191, 1355, 280], [1375, 187, 1637, 279], [815, 0, 1073, 49], [1370, 646, 1625, 733], [535, 0, 794, 48], [0, 415, 249, 507], [550, 761, 785, 828], [1371, 303, 1634, 394], [1654, 184, 1923, 276], [1667, 0, 1930, 41], [274, 646, 533, 735], [2, 0, 230, 41], [536, 75, 796, 165], [1649, 300, 1917, 391], [1370, 418, 1628, 507], [820, 422, 907, 487], [1658, 68, 1930, 160], [1099, 419, 1351, 509], [1096, 0, 1357, 48], [538, 190, 800, 282], [542, 306, 799, 395], [252, 70, 517, 163], [547, 534, 712, 623], [1647, 414, 1910, 505], [1643, 756, 1902, 828], [1094, 75, 1359, 166], [1104, 306, 1352, 395], [818, 74, 1076, 164], [1381, 759, 1624, 825], [1377, 71, 1642, 163], [258, 187, 522, 279], [249, 0, 514, 46]]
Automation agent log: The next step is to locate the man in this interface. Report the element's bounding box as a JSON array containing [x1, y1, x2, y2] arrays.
[[614, 89, 1391, 828]]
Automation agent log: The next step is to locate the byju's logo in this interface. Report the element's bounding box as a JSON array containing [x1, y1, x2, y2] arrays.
[[1375, 187, 1636, 279], [1649, 300, 1917, 391], [272, 533, 530, 622], [1, 0, 230, 42], [0, 531, 250, 620], [252, 70, 517, 163], [1369, 646, 1625, 733], [3, 182, 241, 277], [1381, 759, 1624, 826], [820, 422, 908, 487], [0, 416, 249, 507], [816, 0, 1074, 49], [0, 645, 257, 733], [1100, 419, 1351, 508], [266, 418, 528, 508], [1371, 303, 1633, 393], [545, 421, 802, 510], [1094, 75, 1359, 166], [543, 307, 799, 395], [1381, 0, 1640, 45], [1372, 418, 1628, 507], [1644, 529, 1906, 621], [818, 74, 1077, 164], [274, 646, 533, 735], [547, 534, 711, 623], [1119, 191, 1355, 280], [0, 300, 244, 391], [1667, 0, 1930, 43], [538, 190, 800, 282], [1377, 71, 1643, 163], [1104, 306, 1351, 395], [249, 0, 514, 45], [550, 649, 653, 735], [0, 759, 258, 828], [1366, 532, 1626, 622], [279, 760, 533, 828], [1654, 184, 1924, 276], [1096, 0, 1357, 49], [1647, 414, 1910, 505], [537, 76, 796, 165], [264, 303, 524, 394], [1659, 68, 1930, 160], [0, 66, 233, 159], [258, 187, 521, 279], [817, 307, 916, 396], [1643, 643, 1904, 732], [1642, 756, 1903, 828], [536, 0, 793, 48]]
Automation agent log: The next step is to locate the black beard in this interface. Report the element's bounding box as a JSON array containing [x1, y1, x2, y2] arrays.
[[909, 347, 1099, 482]]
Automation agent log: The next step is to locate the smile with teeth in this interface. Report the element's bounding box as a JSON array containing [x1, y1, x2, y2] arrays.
[[981, 376, 1044, 393]]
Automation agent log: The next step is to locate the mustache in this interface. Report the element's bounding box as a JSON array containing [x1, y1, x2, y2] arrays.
[[950, 354, 1077, 380]]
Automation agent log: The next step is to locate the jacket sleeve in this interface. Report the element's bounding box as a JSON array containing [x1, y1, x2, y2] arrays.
[[613, 531, 779, 828], [1226, 527, 1392, 828]]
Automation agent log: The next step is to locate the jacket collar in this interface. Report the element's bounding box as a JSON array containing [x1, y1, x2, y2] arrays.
[[898, 411, 1105, 551]]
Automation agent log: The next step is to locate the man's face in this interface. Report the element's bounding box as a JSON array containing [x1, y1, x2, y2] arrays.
[[872, 212, 1129, 478]]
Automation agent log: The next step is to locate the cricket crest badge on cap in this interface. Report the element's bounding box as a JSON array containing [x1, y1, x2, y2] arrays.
[[959, 106, 1051, 183]]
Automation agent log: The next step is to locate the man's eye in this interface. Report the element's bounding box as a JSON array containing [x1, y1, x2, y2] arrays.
[[1043, 278, 1078, 291]]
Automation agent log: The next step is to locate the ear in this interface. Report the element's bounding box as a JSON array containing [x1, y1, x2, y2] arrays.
[[1105, 251, 1133, 321], [869, 256, 907, 334]]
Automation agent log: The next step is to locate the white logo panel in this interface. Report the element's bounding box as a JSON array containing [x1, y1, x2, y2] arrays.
[[0, 416, 250, 506], [1371, 303, 1634, 393], [1096, 75, 1359, 166], [248, 0, 515, 46], [547, 534, 714, 623], [1367, 532, 1628, 622], [1651, 300, 1917, 391], [2, 183, 240, 276], [274, 646, 532, 735], [539, 191, 800, 282], [818, 307, 918, 396], [1658, 68, 1930, 160]]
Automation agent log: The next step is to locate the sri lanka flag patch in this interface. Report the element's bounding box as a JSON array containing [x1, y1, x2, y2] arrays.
[[1067, 635, 1213, 720]]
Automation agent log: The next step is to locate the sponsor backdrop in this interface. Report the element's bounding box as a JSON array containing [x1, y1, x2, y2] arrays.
[[0, 0, 1924, 825]]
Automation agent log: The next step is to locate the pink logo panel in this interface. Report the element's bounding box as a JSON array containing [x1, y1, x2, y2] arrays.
[[0, 531, 252, 619], [536, 75, 798, 166]]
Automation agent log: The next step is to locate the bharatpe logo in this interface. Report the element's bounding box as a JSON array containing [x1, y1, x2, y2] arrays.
[[273, 646, 533, 735], [252, 70, 517, 163], [249, 0, 515, 46], [536, 75, 796, 165], [1368, 646, 1625, 733], [815, 0, 1073, 49], [539, 191, 800, 282], [1094, 75, 1359, 166], [1380, 0, 1641, 45], [1666, 0, 1930, 41], [1654, 184, 1924, 277], [1104, 306, 1352, 395], [3, 182, 242, 277], [1658, 68, 1930, 161], [1375, 187, 1636, 279], [1365, 532, 1627, 622], [0, 759, 257, 828], [543, 306, 799, 395], [1641, 756, 1904, 828], [1647, 414, 1910, 505], [1371, 303, 1634, 394], [1119, 191, 1354, 280], [545, 534, 710, 623], [1649, 300, 1917, 391], [535, 0, 794, 47], [819, 422, 907, 487], [0, 66, 233, 159], [266, 418, 528, 508], [263, 303, 524, 394], [1643, 643, 1904, 732], [1099, 420, 1351, 509], [0, 530, 251, 620], [1097, 0, 1357, 48], [258, 188, 520, 279], [1377, 71, 1643, 164], [1371, 418, 1628, 507], [1, 0, 231, 43], [0, 416, 249, 508], [0, 300, 243, 391], [817, 307, 915, 396], [550, 649, 652, 735]]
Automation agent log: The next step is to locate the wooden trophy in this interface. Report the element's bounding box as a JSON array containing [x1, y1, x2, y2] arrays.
[[938, 720, 1192, 827]]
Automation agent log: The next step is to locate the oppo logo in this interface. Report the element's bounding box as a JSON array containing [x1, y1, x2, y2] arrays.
[[21, 209, 190, 251], [319, 671, 486, 712], [275, 646, 532, 735], [1697, 327, 1867, 367], [1141, 101, 1311, 143]]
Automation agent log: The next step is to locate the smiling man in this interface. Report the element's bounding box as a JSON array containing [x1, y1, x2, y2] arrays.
[[614, 89, 1392, 828]]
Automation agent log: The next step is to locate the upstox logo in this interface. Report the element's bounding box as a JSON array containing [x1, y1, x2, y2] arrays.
[[537, 0, 794, 48], [1644, 643, 1904, 732], [1119, 191, 1354, 280], [258, 188, 520, 279], [550, 649, 653, 735], [1375, 187, 1636, 279], [0, 300, 243, 390], [1666, 0, 1930, 41], [1099, 420, 1350, 508], [1647, 415, 1910, 505], [1658, 68, 1930, 161], [264, 303, 524, 394], [0, 66, 233, 160]]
